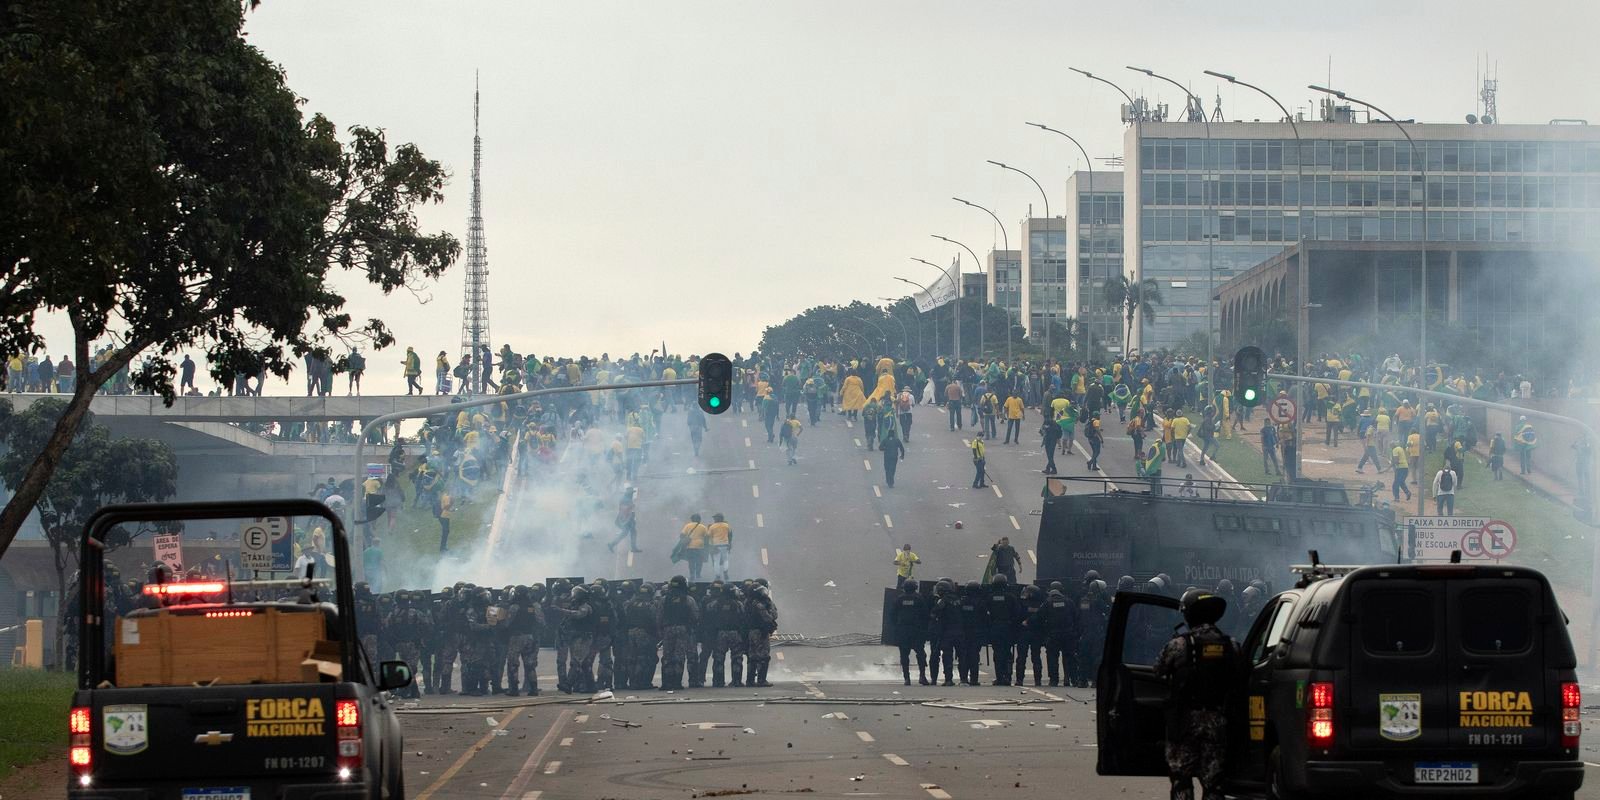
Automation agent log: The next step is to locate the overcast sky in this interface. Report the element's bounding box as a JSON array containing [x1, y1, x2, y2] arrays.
[[32, 0, 1600, 392]]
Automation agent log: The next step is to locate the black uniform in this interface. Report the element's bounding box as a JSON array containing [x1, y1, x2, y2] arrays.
[[929, 591, 961, 686], [503, 591, 545, 696], [657, 584, 700, 690], [589, 590, 617, 690], [956, 587, 988, 686], [984, 584, 1023, 685], [891, 589, 929, 685], [622, 590, 660, 689], [1014, 588, 1046, 686], [703, 587, 747, 688], [1033, 590, 1077, 687]]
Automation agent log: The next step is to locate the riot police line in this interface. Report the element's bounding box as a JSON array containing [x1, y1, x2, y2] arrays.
[[353, 575, 779, 697], [880, 571, 1270, 688]]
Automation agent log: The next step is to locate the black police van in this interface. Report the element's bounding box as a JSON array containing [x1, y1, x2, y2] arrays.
[[1098, 562, 1585, 799], [70, 500, 411, 800]]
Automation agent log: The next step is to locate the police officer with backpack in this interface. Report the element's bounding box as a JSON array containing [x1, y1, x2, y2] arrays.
[[1155, 589, 1243, 800]]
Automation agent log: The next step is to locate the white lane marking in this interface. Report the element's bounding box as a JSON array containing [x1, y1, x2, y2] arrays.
[[991, 484, 1003, 498], [847, 420, 854, 428], [855, 731, 875, 742], [574, 714, 589, 724], [752, 485, 760, 498], [922, 785, 952, 800], [854, 438, 862, 447], [1027, 549, 1037, 565], [883, 753, 909, 766], [627, 551, 635, 568], [775, 651, 785, 661], [873, 485, 882, 498], [756, 513, 764, 527], [800, 681, 825, 698], [522, 792, 543, 800], [748, 459, 756, 469], [1009, 515, 1021, 530], [1024, 687, 1065, 702], [559, 737, 573, 747], [863, 459, 872, 471], [1586, 761, 1600, 768], [761, 547, 770, 566], [542, 761, 561, 775], [742, 419, 748, 428], [962, 439, 971, 447], [744, 437, 752, 447], [883, 514, 894, 528]]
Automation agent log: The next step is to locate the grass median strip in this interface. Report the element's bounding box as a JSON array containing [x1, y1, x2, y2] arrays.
[[0, 668, 77, 780]]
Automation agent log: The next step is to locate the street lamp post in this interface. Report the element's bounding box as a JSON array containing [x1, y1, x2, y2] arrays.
[[1129, 66, 1216, 412], [1069, 67, 1141, 356], [933, 234, 986, 360], [911, 257, 959, 361], [954, 197, 1013, 363], [895, 276, 940, 357], [1025, 122, 1097, 361], [987, 161, 1054, 360], [1208, 70, 1306, 481], [878, 298, 913, 359], [1309, 84, 1428, 516]]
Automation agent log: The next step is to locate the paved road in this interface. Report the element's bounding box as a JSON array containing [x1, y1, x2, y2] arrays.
[[396, 677, 1167, 800]]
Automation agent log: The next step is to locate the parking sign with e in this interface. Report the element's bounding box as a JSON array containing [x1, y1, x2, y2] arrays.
[[240, 517, 290, 571], [1266, 396, 1297, 424]]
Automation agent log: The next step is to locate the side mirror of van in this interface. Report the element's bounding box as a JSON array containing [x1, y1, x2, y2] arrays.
[[378, 660, 414, 692]]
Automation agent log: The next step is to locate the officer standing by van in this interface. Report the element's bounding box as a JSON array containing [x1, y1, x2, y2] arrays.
[[892, 581, 929, 685], [1155, 589, 1242, 800]]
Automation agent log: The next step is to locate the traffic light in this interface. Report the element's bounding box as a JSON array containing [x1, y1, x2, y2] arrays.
[[1234, 346, 1265, 407], [698, 353, 732, 415]]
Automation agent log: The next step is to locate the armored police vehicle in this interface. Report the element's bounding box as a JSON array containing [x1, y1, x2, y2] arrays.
[[1036, 476, 1399, 591], [70, 500, 410, 800], [1099, 562, 1584, 799]]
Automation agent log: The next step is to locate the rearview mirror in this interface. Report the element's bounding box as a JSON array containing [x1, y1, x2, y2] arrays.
[[378, 660, 413, 692]]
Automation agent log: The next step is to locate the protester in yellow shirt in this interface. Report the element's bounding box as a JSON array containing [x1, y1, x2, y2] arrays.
[[1170, 414, 1192, 467], [1003, 394, 1025, 444], [708, 513, 733, 581], [679, 514, 710, 581], [893, 544, 921, 589]]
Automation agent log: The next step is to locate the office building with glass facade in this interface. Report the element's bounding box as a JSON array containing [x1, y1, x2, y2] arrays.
[[1021, 217, 1067, 338], [987, 248, 1022, 329], [1066, 171, 1125, 355], [1124, 119, 1600, 351]]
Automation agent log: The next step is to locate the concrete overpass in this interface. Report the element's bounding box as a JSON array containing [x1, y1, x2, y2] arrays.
[[2, 392, 448, 423]]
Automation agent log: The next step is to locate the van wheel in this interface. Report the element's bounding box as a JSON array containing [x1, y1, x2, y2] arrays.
[[1267, 746, 1297, 800]]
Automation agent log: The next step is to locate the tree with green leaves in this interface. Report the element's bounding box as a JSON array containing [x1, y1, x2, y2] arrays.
[[0, 0, 458, 558], [1103, 272, 1165, 358], [0, 398, 177, 666]]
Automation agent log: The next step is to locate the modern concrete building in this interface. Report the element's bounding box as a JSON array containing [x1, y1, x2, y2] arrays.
[[987, 248, 1022, 328], [1066, 171, 1125, 354], [1020, 217, 1068, 339], [1124, 117, 1600, 351]]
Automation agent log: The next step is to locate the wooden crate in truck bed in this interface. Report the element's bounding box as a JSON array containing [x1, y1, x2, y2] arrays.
[[115, 607, 329, 686]]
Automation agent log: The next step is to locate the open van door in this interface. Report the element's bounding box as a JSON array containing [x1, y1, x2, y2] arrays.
[[1097, 591, 1183, 776]]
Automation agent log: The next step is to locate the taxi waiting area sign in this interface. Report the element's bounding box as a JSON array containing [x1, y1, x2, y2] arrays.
[[1407, 516, 1518, 562]]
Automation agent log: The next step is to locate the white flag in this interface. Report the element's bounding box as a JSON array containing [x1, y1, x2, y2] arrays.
[[911, 256, 959, 313]]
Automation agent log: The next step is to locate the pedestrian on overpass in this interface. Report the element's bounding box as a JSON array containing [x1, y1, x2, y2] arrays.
[[402, 346, 422, 395]]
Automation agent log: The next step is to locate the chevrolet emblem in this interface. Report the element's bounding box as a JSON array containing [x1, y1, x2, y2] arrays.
[[195, 731, 234, 746]]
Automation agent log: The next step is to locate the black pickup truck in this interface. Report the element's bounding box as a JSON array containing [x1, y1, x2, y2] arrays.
[[69, 500, 412, 800]]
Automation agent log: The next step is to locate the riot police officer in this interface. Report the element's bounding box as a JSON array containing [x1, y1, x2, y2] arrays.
[[354, 583, 380, 663], [622, 582, 660, 689], [891, 581, 929, 686], [504, 585, 545, 696], [690, 582, 720, 689], [548, 579, 573, 692], [929, 581, 961, 687], [984, 574, 1023, 686], [386, 591, 428, 699], [1015, 584, 1046, 686], [462, 589, 495, 696], [588, 579, 617, 691], [704, 583, 746, 687], [1072, 579, 1110, 688], [552, 585, 595, 693], [656, 575, 699, 690], [956, 580, 987, 686], [1033, 586, 1077, 687], [1155, 589, 1242, 800], [744, 583, 777, 687]]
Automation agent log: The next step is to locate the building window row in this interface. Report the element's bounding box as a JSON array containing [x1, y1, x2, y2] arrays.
[[1142, 138, 1600, 174], [1140, 173, 1600, 209], [1140, 208, 1600, 244]]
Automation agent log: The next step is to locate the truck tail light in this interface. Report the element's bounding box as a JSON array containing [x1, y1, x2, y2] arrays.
[[1562, 682, 1581, 748], [1307, 681, 1334, 747], [335, 699, 362, 779], [69, 706, 93, 785]]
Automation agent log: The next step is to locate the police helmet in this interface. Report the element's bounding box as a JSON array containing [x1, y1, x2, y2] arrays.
[[1117, 575, 1136, 592], [991, 574, 1009, 587], [935, 580, 954, 596], [1156, 572, 1172, 586], [1021, 585, 1042, 600], [1146, 575, 1170, 595], [355, 581, 370, 595], [754, 578, 770, 588], [530, 583, 547, 599], [1216, 579, 1234, 594], [475, 589, 491, 605], [1083, 569, 1101, 584], [593, 578, 608, 589], [1089, 579, 1107, 596], [1180, 588, 1226, 626], [1047, 588, 1065, 599], [1241, 585, 1261, 602], [638, 582, 655, 594], [147, 562, 173, 585], [964, 580, 981, 593], [1049, 581, 1065, 593], [1248, 579, 1267, 591], [570, 585, 589, 601], [669, 575, 688, 589], [902, 581, 919, 594]]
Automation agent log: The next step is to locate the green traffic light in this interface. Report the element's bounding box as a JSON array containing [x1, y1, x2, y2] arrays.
[[1243, 387, 1257, 402], [709, 396, 721, 408]]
